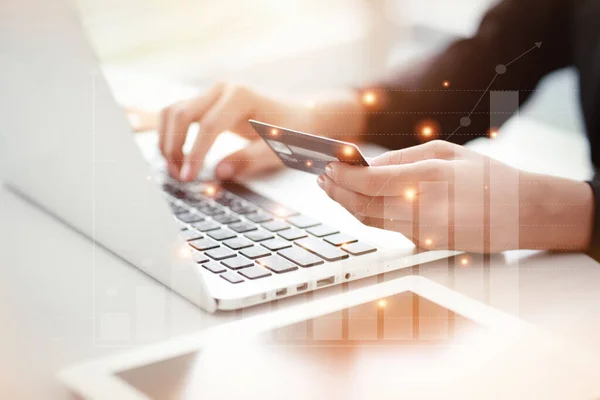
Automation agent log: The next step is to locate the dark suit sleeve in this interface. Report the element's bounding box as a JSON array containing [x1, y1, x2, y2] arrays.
[[362, 0, 573, 149]]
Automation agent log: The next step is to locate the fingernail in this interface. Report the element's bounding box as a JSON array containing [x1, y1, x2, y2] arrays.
[[216, 162, 234, 181], [317, 175, 326, 189], [179, 163, 193, 181], [325, 163, 333, 177]]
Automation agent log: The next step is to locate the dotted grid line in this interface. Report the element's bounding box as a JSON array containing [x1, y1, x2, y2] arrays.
[[361, 89, 579, 92], [444, 42, 542, 141]]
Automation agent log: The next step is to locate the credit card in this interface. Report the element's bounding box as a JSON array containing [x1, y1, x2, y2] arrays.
[[249, 120, 370, 175]]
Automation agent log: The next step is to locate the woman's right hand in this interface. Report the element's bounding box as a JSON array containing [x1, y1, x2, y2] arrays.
[[157, 82, 366, 182]]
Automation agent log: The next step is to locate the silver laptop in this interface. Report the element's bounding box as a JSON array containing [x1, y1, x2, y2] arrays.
[[0, 0, 458, 311]]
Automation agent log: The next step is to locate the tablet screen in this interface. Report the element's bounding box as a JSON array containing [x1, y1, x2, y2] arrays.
[[116, 292, 487, 400]]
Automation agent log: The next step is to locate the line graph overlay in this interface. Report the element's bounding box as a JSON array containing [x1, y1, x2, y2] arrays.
[[444, 42, 542, 140]]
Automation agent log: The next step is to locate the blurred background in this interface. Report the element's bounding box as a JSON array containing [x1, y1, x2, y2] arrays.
[[75, 0, 583, 132]]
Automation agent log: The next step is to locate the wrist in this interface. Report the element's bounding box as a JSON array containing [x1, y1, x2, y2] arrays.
[[303, 90, 366, 141], [519, 171, 594, 251], [255, 90, 365, 142]]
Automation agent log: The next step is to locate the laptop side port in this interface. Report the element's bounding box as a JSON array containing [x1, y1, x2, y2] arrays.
[[275, 288, 288, 297], [296, 283, 308, 292], [316, 276, 335, 288]]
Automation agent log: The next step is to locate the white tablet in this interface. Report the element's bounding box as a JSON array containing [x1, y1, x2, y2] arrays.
[[59, 276, 600, 400]]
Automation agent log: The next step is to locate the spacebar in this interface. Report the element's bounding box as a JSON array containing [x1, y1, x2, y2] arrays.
[[295, 238, 349, 262]]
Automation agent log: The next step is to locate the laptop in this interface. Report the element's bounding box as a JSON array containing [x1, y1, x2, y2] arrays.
[[0, 0, 458, 311]]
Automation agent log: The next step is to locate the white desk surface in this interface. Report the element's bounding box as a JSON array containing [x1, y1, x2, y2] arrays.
[[1, 73, 600, 399]]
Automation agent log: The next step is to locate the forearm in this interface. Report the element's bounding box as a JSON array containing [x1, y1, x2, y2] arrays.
[[519, 172, 594, 252], [360, 0, 572, 150]]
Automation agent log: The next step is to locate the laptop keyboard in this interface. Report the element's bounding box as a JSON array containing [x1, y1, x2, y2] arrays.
[[162, 179, 376, 285]]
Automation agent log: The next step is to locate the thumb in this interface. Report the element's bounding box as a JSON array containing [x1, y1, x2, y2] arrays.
[[215, 140, 282, 181]]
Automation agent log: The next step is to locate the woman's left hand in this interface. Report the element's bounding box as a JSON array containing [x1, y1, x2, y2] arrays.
[[317, 140, 593, 253]]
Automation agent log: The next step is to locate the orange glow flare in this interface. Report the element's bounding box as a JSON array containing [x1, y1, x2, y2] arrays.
[[205, 185, 217, 196], [362, 92, 376, 105], [404, 189, 416, 200]]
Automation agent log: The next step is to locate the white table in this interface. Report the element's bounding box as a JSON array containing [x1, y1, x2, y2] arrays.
[[1, 75, 599, 399]]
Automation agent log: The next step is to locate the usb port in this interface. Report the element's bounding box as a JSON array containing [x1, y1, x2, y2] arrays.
[[316, 277, 335, 288], [275, 288, 287, 297], [296, 283, 308, 292]]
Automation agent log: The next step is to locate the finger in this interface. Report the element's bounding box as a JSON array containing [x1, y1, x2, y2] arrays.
[[157, 107, 174, 175], [162, 84, 226, 180], [125, 107, 159, 132], [326, 159, 451, 196], [370, 140, 463, 167], [215, 139, 283, 181], [163, 101, 193, 176], [317, 174, 412, 220], [180, 86, 253, 181]]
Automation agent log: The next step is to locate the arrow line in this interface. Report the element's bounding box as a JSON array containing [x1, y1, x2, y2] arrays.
[[443, 41, 542, 140], [505, 42, 542, 67], [468, 73, 499, 118]]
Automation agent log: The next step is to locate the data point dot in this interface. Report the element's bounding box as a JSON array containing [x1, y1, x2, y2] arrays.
[[495, 64, 507, 74], [460, 117, 471, 127]]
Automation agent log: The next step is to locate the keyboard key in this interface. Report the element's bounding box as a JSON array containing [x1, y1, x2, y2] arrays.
[[324, 233, 358, 246], [220, 271, 244, 284], [197, 205, 225, 216], [169, 203, 188, 215], [202, 261, 227, 273], [223, 237, 254, 250], [257, 255, 299, 273], [189, 238, 219, 251], [341, 242, 377, 256], [287, 215, 321, 229], [184, 198, 207, 208], [205, 247, 237, 261], [245, 230, 274, 242], [278, 228, 308, 241], [262, 220, 291, 232], [176, 212, 204, 224], [215, 192, 238, 206], [245, 212, 273, 223], [229, 222, 258, 233], [208, 229, 237, 241], [192, 220, 221, 232], [162, 183, 187, 199], [177, 220, 189, 230], [213, 213, 241, 225], [261, 238, 293, 251], [230, 204, 257, 215], [240, 246, 271, 259], [239, 266, 272, 280], [221, 256, 254, 270], [307, 225, 339, 238], [180, 229, 202, 241], [191, 250, 209, 263], [295, 237, 349, 262], [278, 247, 324, 268]]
